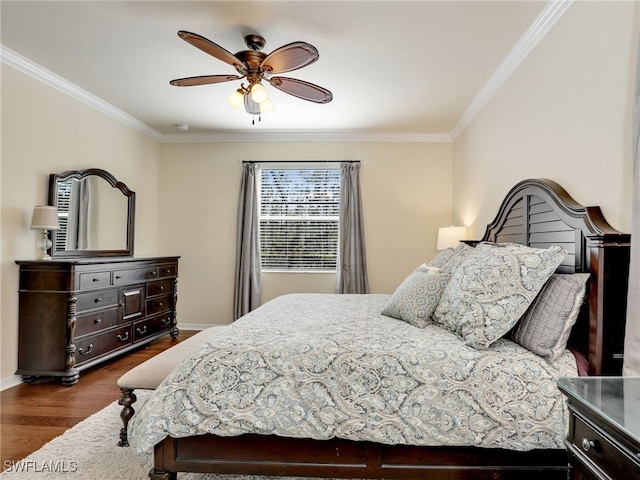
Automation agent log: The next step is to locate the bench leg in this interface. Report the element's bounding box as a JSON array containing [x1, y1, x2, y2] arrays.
[[118, 388, 137, 447]]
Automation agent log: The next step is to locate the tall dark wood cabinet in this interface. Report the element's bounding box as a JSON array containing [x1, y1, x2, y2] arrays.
[[15, 256, 179, 385]]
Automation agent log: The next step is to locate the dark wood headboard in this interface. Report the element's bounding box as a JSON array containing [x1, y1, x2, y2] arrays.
[[477, 178, 630, 375]]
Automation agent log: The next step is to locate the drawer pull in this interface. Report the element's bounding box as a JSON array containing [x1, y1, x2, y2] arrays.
[[117, 332, 129, 342], [94, 318, 101, 325], [136, 326, 147, 335], [161, 318, 171, 325], [78, 344, 93, 355], [581, 438, 596, 452]]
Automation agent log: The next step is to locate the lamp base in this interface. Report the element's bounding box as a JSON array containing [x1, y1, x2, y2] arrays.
[[36, 229, 53, 261]]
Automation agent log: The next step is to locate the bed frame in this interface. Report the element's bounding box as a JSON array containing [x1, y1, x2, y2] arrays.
[[149, 178, 630, 480]]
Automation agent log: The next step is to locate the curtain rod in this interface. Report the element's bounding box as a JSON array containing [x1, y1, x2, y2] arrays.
[[242, 160, 359, 164]]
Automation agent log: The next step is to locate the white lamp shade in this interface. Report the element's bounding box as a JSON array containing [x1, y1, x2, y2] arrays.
[[259, 99, 275, 114], [227, 89, 245, 110], [250, 83, 269, 103], [31, 205, 60, 230], [436, 226, 467, 250]]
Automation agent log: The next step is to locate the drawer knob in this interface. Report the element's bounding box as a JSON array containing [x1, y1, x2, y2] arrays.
[[92, 278, 100, 282], [94, 318, 101, 325], [115, 275, 122, 280], [94, 297, 102, 303], [581, 438, 596, 452]]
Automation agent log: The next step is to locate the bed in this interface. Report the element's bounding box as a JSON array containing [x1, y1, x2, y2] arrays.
[[129, 178, 630, 480]]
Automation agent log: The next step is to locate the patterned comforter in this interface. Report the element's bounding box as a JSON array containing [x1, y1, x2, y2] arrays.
[[129, 293, 578, 454]]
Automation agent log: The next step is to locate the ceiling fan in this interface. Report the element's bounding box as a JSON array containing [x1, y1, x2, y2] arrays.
[[169, 31, 333, 122]]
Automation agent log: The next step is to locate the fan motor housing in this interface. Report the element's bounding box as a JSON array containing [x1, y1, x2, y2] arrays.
[[244, 35, 266, 51]]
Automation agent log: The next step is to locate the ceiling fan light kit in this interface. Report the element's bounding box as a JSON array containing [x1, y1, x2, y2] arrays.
[[170, 31, 332, 125]]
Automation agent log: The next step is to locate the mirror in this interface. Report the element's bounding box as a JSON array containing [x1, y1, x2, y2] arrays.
[[48, 168, 135, 257]]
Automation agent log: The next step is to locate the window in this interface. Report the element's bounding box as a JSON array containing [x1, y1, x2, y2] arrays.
[[259, 166, 340, 271]]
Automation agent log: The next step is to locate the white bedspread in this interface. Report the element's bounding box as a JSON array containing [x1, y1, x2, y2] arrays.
[[129, 294, 577, 454]]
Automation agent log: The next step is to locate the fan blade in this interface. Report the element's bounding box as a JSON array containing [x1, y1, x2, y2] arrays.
[[170, 74, 243, 87], [268, 77, 333, 103], [261, 42, 319, 74], [177, 31, 247, 74]]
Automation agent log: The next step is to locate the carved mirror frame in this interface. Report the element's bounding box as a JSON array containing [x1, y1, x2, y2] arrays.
[[48, 168, 135, 257]]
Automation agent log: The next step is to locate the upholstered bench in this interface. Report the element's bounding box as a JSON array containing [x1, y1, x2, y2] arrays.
[[117, 326, 226, 446]]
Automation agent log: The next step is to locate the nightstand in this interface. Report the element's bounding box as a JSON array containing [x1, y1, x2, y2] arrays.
[[558, 377, 640, 480]]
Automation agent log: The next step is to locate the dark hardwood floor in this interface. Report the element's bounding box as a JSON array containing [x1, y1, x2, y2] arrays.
[[0, 330, 197, 466]]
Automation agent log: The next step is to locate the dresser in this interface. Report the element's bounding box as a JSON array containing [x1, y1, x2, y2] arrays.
[[15, 256, 179, 386], [558, 376, 640, 480]]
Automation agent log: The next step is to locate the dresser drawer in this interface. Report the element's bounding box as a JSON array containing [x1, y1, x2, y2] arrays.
[[75, 325, 132, 365], [75, 307, 120, 337], [157, 264, 177, 278], [571, 411, 640, 479], [76, 289, 119, 313], [147, 279, 172, 297], [113, 267, 159, 285], [79, 271, 111, 290], [133, 313, 172, 342], [146, 295, 171, 316]]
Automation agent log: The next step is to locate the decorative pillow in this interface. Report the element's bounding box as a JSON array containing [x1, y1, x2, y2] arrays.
[[511, 273, 589, 362], [430, 242, 474, 275], [432, 242, 567, 349], [382, 266, 451, 328], [427, 248, 455, 269]]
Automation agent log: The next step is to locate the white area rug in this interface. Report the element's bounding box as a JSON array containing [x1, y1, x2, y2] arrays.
[[0, 391, 318, 480]]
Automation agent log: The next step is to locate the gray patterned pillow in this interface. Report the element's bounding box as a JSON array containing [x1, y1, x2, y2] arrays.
[[511, 273, 589, 361], [432, 242, 567, 349], [382, 267, 451, 328], [430, 242, 474, 275], [427, 247, 455, 269]]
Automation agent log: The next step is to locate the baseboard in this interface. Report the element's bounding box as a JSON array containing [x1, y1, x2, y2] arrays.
[[1, 374, 23, 392]]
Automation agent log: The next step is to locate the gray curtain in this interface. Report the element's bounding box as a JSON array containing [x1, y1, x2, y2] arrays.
[[336, 162, 369, 294], [66, 179, 89, 250], [623, 38, 640, 377], [233, 162, 262, 320]]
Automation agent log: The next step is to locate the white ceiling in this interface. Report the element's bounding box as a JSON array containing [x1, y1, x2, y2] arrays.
[[0, 1, 568, 140]]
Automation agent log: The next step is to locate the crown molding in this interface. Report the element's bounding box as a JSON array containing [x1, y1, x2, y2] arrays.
[[1, 45, 164, 142], [158, 132, 452, 143], [450, 0, 574, 140]]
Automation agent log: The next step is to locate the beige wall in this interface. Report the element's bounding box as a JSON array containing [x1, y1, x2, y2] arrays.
[[1, 64, 453, 385], [453, 1, 638, 238], [158, 142, 453, 327], [1, 65, 161, 384]]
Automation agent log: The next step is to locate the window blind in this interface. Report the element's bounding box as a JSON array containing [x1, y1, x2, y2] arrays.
[[54, 180, 72, 251], [259, 168, 340, 271]]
